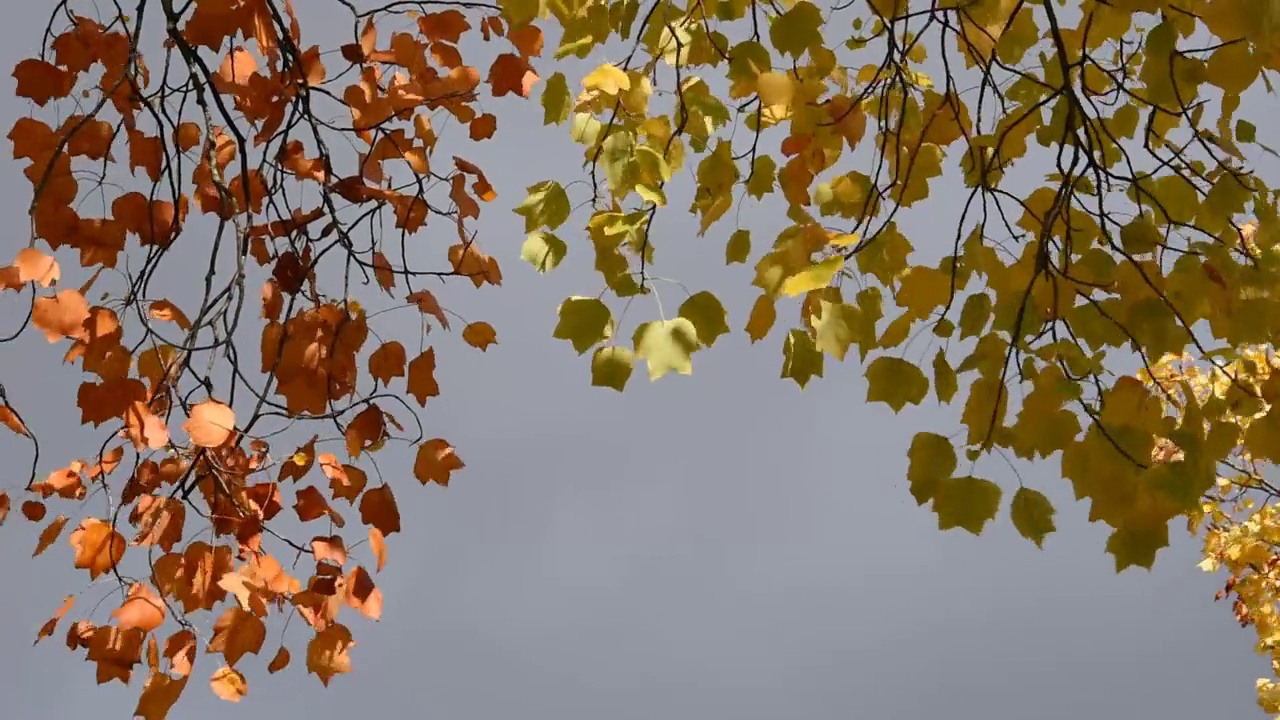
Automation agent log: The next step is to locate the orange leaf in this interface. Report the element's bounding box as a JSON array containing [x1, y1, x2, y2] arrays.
[[469, 113, 497, 141], [311, 535, 348, 565], [184, 399, 236, 447], [210, 666, 248, 702], [0, 492, 8, 525], [406, 289, 450, 329], [0, 406, 30, 437], [134, 673, 189, 720], [34, 594, 74, 644], [12, 247, 60, 287], [13, 58, 74, 105], [32, 289, 90, 342], [34, 514, 68, 556], [368, 528, 387, 572], [461, 321, 498, 351], [149, 300, 192, 330], [345, 566, 383, 620], [68, 518, 126, 577], [306, 624, 354, 686], [414, 439, 465, 487], [320, 454, 368, 503], [345, 404, 387, 458], [112, 582, 167, 633], [406, 348, 440, 407], [372, 251, 396, 292], [368, 341, 407, 387]]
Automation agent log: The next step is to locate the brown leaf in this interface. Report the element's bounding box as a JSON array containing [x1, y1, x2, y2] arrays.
[[21, 499, 46, 522], [135, 673, 189, 720], [86, 626, 144, 685], [149, 299, 192, 330], [163, 630, 197, 677], [267, 646, 291, 674], [359, 485, 401, 535], [294, 486, 335, 524], [279, 435, 319, 482], [208, 607, 266, 667]]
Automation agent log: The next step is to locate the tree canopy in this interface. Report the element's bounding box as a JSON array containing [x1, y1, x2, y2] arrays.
[[4, 0, 1280, 714]]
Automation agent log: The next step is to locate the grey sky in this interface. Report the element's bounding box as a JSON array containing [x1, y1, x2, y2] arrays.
[[0, 1, 1272, 718]]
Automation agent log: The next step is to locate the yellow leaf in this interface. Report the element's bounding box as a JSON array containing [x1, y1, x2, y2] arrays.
[[781, 256, 844, 297], [633, 318, 700, 380], [745, 293, 776, 343], [591, 346, 634, 391], [1009, 487, 1056, 548], [907, 432, 956, 506], [865, 356, 928, 412], [553, 297, 613, 354], [583, 64, 630, 95], [932, 476, 1002, 535]]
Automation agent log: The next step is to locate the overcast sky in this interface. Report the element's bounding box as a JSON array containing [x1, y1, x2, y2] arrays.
[[0, 2, 1274, 719]]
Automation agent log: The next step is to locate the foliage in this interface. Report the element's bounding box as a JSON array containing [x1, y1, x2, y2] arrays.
[[3, 0, 1280, 714]]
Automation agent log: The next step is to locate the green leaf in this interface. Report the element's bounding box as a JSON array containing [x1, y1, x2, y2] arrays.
[[514, 180, 571, 232], [907, 432, 956, 506], [1009, 487, 1056, 548], [1237, 119, 1256, 143], [520, 232, 567, 272], [725, 229, 751, 264], [933, 476, 1002, 535], [865, 356, 928, 412], [781, 328, 824, 388], [541, 72, 571, 124], [633, 318, 700, 380], [678, 291, 730, 346], [591, 346, 634, 391], [553, 297, 613, 354], [769, 1, 823, 58]]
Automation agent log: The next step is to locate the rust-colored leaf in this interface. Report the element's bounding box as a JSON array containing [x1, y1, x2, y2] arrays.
[[406, 348, 440, 406], [359, 485, 401, 536], [34, 514, 69, 556], [368, 341, 407, 387], [208, 607, 266, 667], [34, 594, 74, 644], [267, 646, 291, 674], [414, 438, 465, 487], [461, 321, 498, 351]]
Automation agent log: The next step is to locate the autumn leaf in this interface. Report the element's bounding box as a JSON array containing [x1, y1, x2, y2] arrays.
[[184, 399, 236, 448], [414, 439, 465, 486], [68, 518, 126, 578], [210, 666, 248, 702], [461, 321, 498, 350]]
